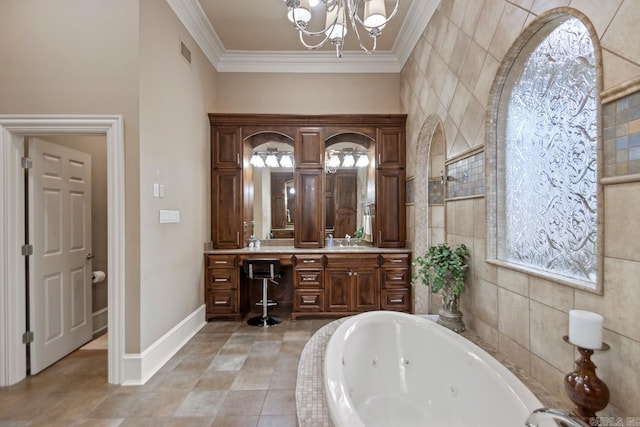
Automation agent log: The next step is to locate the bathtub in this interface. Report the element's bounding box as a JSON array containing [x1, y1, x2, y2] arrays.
[[324, 311, 548, 427]]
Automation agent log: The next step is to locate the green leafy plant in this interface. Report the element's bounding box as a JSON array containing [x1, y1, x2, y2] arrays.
[[353, 227, 364, 240], [412, 243, 470, 297]]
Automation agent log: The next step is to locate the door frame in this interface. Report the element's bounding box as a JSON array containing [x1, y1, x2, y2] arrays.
[[0, 115, 125, 385]]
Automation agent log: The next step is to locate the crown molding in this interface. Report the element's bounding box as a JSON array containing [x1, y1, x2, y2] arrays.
[[167, 0, 438, 74], [216, 50, 402, 73], [166, 0, 224, 68]]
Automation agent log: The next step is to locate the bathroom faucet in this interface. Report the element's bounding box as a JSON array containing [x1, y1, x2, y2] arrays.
[[345, 234, 351, 246], [525, 408, 590, 427]]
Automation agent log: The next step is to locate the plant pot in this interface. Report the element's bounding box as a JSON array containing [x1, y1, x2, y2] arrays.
[[437, 307, 465, 333]]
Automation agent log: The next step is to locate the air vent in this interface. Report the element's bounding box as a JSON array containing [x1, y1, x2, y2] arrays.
[[180, 40, 191, 65]]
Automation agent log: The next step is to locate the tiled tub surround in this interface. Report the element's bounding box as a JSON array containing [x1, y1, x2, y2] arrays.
[[296, 315, 566, 427], [603, 91, 640, 177], [402, 0, 640, 416], [445, 150, 485, 199]]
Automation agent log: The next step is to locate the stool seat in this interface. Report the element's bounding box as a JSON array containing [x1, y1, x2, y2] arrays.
[[243, 258, 282, 327]]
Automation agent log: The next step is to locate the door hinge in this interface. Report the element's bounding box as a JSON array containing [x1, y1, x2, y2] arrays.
[[22, 331, 34, 344], [21, 244, 33, 256], [21, 157, 33, 169]]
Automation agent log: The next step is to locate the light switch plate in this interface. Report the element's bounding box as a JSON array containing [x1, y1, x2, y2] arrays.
[[159, 210, 180, 223]]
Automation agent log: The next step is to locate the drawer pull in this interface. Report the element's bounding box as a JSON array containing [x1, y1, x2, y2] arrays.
[[214, 278, 228, 282], [389, 298, 404, 303], [214, 261, 228, 264], [302, 259, 316, 264], [214, 300, 228, 305], [389, 259, 403, 263], [302, 277, 316, 281], [390, 276, 404, 280]]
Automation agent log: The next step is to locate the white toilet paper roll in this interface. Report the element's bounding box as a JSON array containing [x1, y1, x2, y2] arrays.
[[92, 270, 106, 284]]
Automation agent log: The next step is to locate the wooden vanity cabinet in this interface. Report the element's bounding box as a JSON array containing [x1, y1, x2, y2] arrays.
[[325, 254, 379, 313], [293, 255, 325, 314], [209, 114, 406, 250], [205, 254, 247, 320], [380, 253, 412, 312]]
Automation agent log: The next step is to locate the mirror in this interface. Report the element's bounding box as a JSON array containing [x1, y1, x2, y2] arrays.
[[248, 136, 295, 240], [325, 134, 375, 241]]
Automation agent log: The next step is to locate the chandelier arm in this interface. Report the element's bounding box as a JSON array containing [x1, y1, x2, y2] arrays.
[[298, 30, 333, 50], [349, 15, 376, 55]]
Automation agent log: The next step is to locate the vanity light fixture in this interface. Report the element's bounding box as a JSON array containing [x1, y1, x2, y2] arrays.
[[264, 153, 280, 168], [328, 153, 341, 168], [279, 153, 294, 168], [342, 151, 356, 167], [250, 153, 265, 168], [355, 153, 369, 167], [283, 0, 399, 58]]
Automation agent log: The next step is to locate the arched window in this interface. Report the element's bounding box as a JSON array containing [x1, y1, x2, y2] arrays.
[[489, 15, 600, 290]]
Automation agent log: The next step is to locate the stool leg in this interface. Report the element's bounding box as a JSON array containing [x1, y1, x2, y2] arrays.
[[247, 278, 281, 327], [262, 278, 268, 320]]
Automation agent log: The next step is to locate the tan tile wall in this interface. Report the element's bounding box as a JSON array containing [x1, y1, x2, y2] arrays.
[[403, 0, 640, 417]]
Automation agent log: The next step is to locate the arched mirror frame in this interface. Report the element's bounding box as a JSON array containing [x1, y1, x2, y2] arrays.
[[244, 131, 295, 240], [324, 132, 376, 241]]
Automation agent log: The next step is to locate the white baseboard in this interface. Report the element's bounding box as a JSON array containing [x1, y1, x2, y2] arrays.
[[122, 304, 206, 385]]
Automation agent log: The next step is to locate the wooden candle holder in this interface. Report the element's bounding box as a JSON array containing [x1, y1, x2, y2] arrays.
[[563, 336, 610, 424]]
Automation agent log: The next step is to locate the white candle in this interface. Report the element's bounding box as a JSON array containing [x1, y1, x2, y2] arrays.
[[569, 310, 603, 350]]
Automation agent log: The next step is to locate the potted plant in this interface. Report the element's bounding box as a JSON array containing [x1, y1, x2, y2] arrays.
[[412, 243, 470, 332]]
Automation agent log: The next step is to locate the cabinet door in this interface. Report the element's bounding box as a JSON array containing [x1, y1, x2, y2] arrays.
[[325, 269, 352, 312], [212, 169, 242, 248], [376, 127, 405, 169], [212, 126, 242, 168], [376, 169, 406, 247], [295, 127, 324, 168], [295, 169, 324, 248], [353, 268, 379, 312]]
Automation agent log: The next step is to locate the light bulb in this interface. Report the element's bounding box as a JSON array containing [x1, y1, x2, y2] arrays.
[[250, 153, 265, 168], [363, 0, 386, 30], [265, 154, 280, 168], [279, 154, 294, 168], [342, 153, 355, 168], [328, 154, 341, 168], [355, 154, 370, 167]]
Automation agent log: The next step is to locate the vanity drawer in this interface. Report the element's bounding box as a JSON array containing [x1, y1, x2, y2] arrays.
[[380, 253, 410, 267], [207, 254, 237, 268], [206, 289, 238, 314], [294, 269, 324, 289], [381, 267, 410, 289], [294, 290, 324, 312], [325, 254, 379, 268], [207, 268, 237, 289], [294, 255, 325, 267], [381, 289, 411, 312]]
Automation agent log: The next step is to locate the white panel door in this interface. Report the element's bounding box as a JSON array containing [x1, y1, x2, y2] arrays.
[[29, 137, 92, 375]]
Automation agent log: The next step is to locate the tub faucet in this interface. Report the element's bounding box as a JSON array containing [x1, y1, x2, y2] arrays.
[[525, 408, 590, 427]]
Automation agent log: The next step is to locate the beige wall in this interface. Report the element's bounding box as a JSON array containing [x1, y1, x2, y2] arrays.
[[138, 0, 217, 349], [0, 0, 142, 352], [1, 0, 218, 354], [215, 72, 401, 114], [402, 0, 640, 416]]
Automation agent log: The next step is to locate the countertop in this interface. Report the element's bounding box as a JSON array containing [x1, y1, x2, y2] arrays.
[[204, 245, 411, 255]]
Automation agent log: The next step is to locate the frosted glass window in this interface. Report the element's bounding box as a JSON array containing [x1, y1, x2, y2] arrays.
[[497, 17, 597, 284]]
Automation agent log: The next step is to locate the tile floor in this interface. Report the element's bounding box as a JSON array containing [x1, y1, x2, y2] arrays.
[[0, 308, 331, 427]]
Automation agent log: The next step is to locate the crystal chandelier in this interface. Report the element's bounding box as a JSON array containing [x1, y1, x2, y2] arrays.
[[284, 0, 399, 58]]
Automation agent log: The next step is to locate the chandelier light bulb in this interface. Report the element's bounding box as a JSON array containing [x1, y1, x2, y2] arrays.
[[287, 0, 311, 25], [328, 154, 341, 168], [325, 3, 347, 42], [363, 0, 387, 31]]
